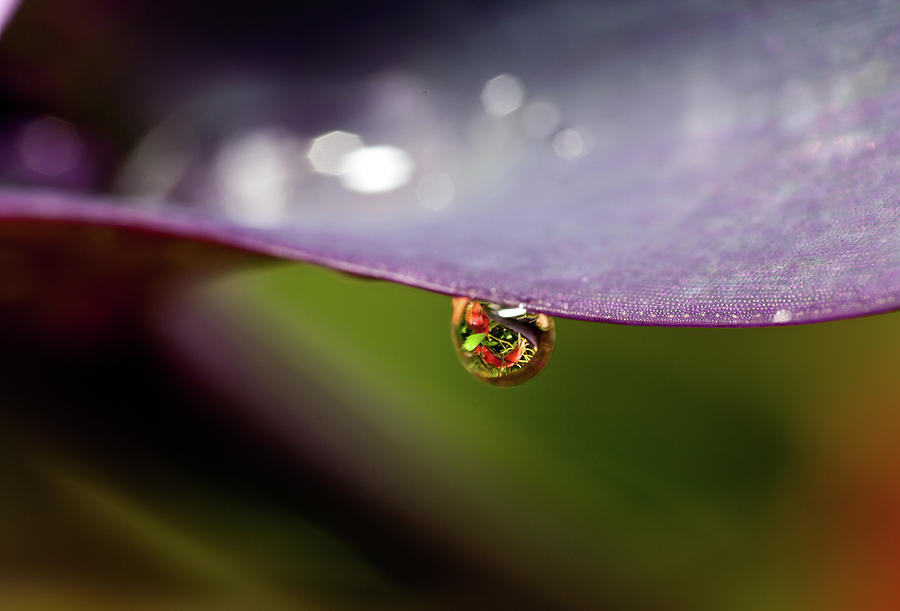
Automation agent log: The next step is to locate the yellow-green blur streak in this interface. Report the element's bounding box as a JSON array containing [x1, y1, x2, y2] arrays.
[[39, 463, 296, 609]]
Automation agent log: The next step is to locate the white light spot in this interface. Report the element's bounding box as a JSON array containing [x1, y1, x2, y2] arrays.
[[416, 171, 454, 210], [481, 73, 525, 117], [115, 119, 194, 198], [497, 307, 527, 318], [307, 130, 363, 175], [214, 127, 306, 227], [772, 309, 792, 323], [553, 127, 592, 160], [521, 100, 561, 138], [338, 145, 413, 193], [18, 116, 82, 177]]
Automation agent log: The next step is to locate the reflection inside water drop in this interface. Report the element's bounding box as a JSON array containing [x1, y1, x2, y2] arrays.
[[451, 297, 555, 386]]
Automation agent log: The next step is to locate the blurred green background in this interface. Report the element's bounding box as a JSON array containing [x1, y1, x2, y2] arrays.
[[5, 260, 898, 610]]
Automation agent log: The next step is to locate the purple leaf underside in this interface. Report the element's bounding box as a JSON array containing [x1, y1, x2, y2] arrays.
[[4, 1, 900, 327]]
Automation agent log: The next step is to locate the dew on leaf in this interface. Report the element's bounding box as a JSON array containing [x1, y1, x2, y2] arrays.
[[450, 297, 555, 387]]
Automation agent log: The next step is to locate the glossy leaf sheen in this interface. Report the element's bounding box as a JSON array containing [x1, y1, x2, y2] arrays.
[[4, 1, 900, 326]]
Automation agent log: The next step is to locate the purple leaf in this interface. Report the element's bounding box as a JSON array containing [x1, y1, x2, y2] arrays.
[[4, 1, 900, 326]]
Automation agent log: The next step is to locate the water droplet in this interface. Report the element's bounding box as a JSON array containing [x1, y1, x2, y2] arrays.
[[450, 297, 555, 386]]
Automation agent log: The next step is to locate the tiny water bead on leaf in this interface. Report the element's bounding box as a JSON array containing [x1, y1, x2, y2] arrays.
[[450, 297, 555, 387]]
